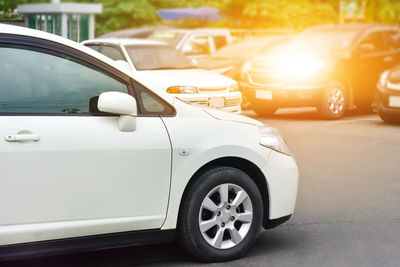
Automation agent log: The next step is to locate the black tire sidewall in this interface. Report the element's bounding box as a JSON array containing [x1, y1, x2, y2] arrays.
[[178, 167, 263, 262]]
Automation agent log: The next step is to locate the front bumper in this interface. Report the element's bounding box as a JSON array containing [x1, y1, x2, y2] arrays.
[[173, 92, 242, 113], [261, 150, 298, 226], [240, 81, 324, 108], [373, 84, 400, 116]]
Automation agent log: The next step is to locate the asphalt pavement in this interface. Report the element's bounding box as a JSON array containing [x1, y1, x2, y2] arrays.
[[6, 108, 400, 267]]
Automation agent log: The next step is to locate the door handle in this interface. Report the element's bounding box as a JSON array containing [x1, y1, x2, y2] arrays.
[[5, 133, 40, 142], [384, 56, 393, 62]]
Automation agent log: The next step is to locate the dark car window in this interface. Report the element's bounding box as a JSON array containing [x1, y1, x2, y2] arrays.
[[384, 30, 400, 50], [100, 45, 126, 62], [85, 44, 101, 52], [213, 35, 228, 50], [0, 46, 129, 114], [359, 31, 385, 52]]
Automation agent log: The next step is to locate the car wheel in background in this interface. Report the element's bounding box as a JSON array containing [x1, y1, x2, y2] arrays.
[[251, 102, 277, 116], [178, 167, 263, 262], [319, 81, 346, 119]]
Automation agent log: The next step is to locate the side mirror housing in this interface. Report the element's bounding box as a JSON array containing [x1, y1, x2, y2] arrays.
[[98, 91, 137, 132]]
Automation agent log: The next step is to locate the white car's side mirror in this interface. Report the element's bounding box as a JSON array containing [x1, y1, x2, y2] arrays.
[[98, 91, 137, 132]]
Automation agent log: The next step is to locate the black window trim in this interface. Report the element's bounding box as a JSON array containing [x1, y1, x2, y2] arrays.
[[0, 33, 176, 118]]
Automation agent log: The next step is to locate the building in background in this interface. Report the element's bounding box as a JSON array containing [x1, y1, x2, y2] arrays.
[[17, 0, 102, 42]]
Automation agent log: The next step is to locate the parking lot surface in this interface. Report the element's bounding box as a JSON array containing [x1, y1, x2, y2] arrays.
[[8, 108, 400, 267]]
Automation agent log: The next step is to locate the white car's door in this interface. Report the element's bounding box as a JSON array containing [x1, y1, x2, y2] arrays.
[[0, 39, 172, 245]]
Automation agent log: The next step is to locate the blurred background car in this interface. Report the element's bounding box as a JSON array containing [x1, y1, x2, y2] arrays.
[[148, 28, 232, 59], [240, 23, 400, 119], [374, 65, 400, 123], [98, 26, 164, 39], [197, 35, 293, 107], [82, 39, 242, 112]]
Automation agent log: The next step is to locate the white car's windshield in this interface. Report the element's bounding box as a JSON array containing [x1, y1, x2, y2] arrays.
[[125, 45, 197, 71]]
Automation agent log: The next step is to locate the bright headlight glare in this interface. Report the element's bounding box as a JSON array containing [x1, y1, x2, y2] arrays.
[[166, 86, 198, 94], [259, 127, 291, 156], [276, 54, 326, 79], [379, 70, 390, 87]]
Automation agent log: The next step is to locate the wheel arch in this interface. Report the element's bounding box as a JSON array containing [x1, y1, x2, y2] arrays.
[[177, 156, 270, 229]]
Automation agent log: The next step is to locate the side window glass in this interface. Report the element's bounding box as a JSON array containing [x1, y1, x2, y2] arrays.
[[385, 31, 400, 50], [140, 91, 166, 113], [213, 35, 228, 50], [0, 46, 129, 114], [133, 81, 175, 116], [100, 45, 126, 61], [85, 44, 101, 52], [182, 35, 210, 55], [359, 32, 384, 53]]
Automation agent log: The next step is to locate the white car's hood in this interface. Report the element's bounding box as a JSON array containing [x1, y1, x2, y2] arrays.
[[203, 107, 263, 126], [136, 69, 236, 91]]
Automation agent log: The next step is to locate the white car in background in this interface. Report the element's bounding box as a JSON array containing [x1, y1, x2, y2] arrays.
[[149, 28, 232, 58], [82, 39, 242, 113], [0, 24, 298, 262]]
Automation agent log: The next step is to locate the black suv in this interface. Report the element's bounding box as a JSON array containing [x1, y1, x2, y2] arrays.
[[374, 64, 400, 123], [240, 24, 400, 119]]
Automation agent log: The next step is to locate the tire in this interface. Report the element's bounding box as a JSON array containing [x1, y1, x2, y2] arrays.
[[379, 112, 400, 124], [251, 102, 277, 116], [178, 166, 263, 262], [318, 81, 346, 119]]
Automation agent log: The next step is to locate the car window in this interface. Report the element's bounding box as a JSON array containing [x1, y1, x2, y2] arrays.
[[125, 45, 196, 70], [183, 35, 210, 55], [100, 45, 126, 61], [133, 81, 175, 116], [384, 30, 400, 50], [85, 44, 101, 52], [359, 31, 384, 52], [0, 46, 129, 114], [213, 35, 228, 50]]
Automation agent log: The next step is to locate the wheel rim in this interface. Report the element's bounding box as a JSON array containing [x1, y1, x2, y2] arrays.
[[198, 183, 253, 250], [328, 87, 345, 115]]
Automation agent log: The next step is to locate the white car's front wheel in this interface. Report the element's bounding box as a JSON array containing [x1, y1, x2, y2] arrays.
[[178, 167, 263, 262]]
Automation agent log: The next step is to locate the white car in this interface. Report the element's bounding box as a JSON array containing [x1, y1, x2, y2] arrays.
[[149, 28, 232, 58], [0, 24, 298, 262], [82, 38, 242, 113]]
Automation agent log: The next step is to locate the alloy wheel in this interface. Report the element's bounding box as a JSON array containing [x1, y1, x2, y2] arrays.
[[328, 87, 345, 115], [198, 183, 253, 250]]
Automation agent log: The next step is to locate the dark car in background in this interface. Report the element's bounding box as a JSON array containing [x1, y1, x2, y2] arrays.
[[197, 35, 293, 81], [240, 24, 400, 119], [374, 65, 400, 123], [197, 35, 293, 106]]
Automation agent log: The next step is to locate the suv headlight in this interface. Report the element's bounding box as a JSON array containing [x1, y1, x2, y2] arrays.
[[259, 127, 291, 156], [167, 86, 198, 94], [379, 70, 390, 88]]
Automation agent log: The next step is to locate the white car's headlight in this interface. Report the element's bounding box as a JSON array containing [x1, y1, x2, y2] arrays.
[[259, 127, 291, 156], [379, 70, 390, 87], [167, 86, 198, 94], [228, 83, 239, 92]]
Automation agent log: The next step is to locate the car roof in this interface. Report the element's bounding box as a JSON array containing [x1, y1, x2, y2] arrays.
[[82, 38, 168, 47], [305, 23, 400, 34]]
